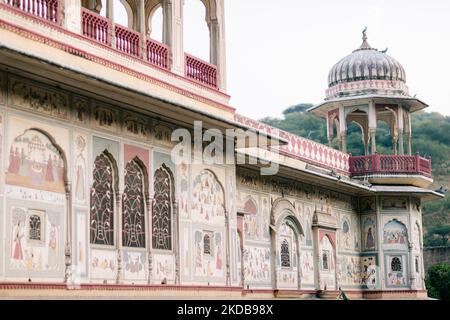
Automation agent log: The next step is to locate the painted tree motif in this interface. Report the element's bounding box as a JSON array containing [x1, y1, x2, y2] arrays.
[[152, 165, 173, 250], [122, 160, 146, 248], [90, 153, 115, 246]]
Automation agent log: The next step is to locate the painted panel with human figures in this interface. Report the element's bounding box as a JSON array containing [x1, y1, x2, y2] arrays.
[[73, 133, 88, 204], [383, 219, 408, 248], [243, 245, 271, 286], [193, 230, 224, 279], [361, 215, 377, 251], [123, 251, 146, 281], [191, 167, 225, 225], [8, 206, 63, 275], [338, 255, 377, 288], [152, 253, 175, 283]]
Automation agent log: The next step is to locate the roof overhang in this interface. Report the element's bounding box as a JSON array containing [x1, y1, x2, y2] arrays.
[[308, 95, 429, 118]]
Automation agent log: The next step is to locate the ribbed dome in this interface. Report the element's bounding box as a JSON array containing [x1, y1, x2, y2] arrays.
[[325, 30, 410, 100]]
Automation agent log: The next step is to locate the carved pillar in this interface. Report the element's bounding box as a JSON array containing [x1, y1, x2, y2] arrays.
[[341, 131, 347, 154], [312, 223, 320, 291], [107, 0, 115, 48], [406, 132, 412, 156], [409, 243, 417, 290], [225, 209, 231, 286], [138, 0, 146, 59], [164, 0, 184, 76], [64, 0, 82, 34], [64, 182, 73, 284], [173, 200, 181, 285], [147, 196, 153, 285], [116, 191, 123, 284], [297, 236, 301, 290], [370, 128, 377, 154], [270, 225, 278, 290], [398, 132, 404, 155]]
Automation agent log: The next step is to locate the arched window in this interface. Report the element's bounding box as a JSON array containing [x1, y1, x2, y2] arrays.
[[152, 164, 173, 250], [203, 234, 211, 255], [391, 257, 402, 272], [149, 5, 163, 42], [280, 239, 290, 268], [122, 159, 146, 248], [90, 153, 116, 246], [184, 0, 210, 61]]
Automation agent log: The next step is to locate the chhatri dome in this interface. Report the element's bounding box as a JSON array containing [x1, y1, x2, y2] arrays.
[[325, 28, 410, 100]]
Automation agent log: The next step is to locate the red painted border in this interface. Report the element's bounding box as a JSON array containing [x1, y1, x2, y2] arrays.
[[0, 4, 235, 114]]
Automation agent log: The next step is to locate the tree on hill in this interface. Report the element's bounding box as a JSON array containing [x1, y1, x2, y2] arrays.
[[425, 263, 450, 300]]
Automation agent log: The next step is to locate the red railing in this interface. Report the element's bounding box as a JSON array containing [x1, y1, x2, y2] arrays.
[[185, 54, 218, 88], [81, 8, 110, 45], [146, 39, 169, 69], [115, 24, 141, 57], [6, 0, 60, 23], [349, 153, 432, 177]]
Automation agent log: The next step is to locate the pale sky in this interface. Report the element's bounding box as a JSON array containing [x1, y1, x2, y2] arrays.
[[116, 0, 450, 120]]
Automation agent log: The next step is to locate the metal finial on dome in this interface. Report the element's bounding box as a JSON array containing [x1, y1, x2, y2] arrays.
[[362, 27, 368, 41]]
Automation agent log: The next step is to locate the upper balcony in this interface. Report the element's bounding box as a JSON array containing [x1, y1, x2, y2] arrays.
[[349, 153, 433, 188], [0, 0, 232, 119]]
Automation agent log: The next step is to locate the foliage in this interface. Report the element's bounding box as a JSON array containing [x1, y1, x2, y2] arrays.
[[261, 105, 450, 246], [425, 263, 450, 300]]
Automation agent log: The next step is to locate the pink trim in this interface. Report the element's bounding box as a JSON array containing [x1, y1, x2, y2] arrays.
[[5, 0, 60, 25], [0, 4, 234, 113]]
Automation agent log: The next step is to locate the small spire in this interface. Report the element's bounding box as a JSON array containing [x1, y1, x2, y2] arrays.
[[355, 26, 373, 51]]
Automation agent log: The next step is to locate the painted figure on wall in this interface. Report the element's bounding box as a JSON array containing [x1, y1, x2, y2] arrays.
[[362, 217, 376, 250], [75, 154, 86, 202], [243, 246, 271, 283], [12, 220, 25, 261], [262, 197, 270, 239], [191, 170, 224, 223], [47, 223, 59, 269], [243, 197, 260, 240], [179, 162, 189, 219], [215, 233, 223, 270], [6, 130, 65, 193], [383, 220, 408, 245]]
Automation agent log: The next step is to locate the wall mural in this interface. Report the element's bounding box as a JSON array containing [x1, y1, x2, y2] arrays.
[[261, 196, 270, 240], [300, 250, 314, 285], [75, 212, 87, 275], [72, 95, 88, 125], [304, 208, 312, 247], [193, 230, 224, 278], [191, 170, 225, 224], [90, 249, 116, 280], [152, 253, 175, 283], [383, 220, 408, 245], [9, 207, 62, 273], [243, 246, 271, 284], [386, 255, 407, 287], [123, 251, 146, 280], [381, 197, 408, 211], [362, 216, 376, 251], [6, 129, 65, 194], [243, 196, 260, 240], [74, 134, 87, 204], [179, 161, 190, 219], [338, 255, 377, 288]]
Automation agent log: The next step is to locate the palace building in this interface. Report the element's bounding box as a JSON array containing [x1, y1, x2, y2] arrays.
[[0, 1, 442, 299]]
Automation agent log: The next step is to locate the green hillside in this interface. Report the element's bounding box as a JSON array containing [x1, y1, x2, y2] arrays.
[[261, 104, 450, 247]]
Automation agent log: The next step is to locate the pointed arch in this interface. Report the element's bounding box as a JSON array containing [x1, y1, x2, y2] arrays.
[[90, 150, 118, 246], [152, 163, 175, 250], [122, 157, 148, 248]]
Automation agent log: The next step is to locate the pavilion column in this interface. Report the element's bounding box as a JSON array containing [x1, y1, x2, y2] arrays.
[[398, 105, 405, 155], [398, 133, 405, 155], [163, 0, 184, 76], [409, 243, 417, 290], [341, 132, 347, 154], [338, 105, 347, 153], [138, 0, 147, 59], [107, 0, 115, 48], [209, 0, 227, 90], [406, 132, 412, 156], [368, 100, 377, 154], [64, 0, 82, 34], [370, 128, 377, 154]]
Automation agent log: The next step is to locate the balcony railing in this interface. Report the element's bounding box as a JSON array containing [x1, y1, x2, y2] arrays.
[[146, 39, 169, 69], [115, 24, 141, 57], [349, 153, 432, 177], [81, 8, 110, 45], [185, 54, 218, 88], [5, 0, 60, 23]]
